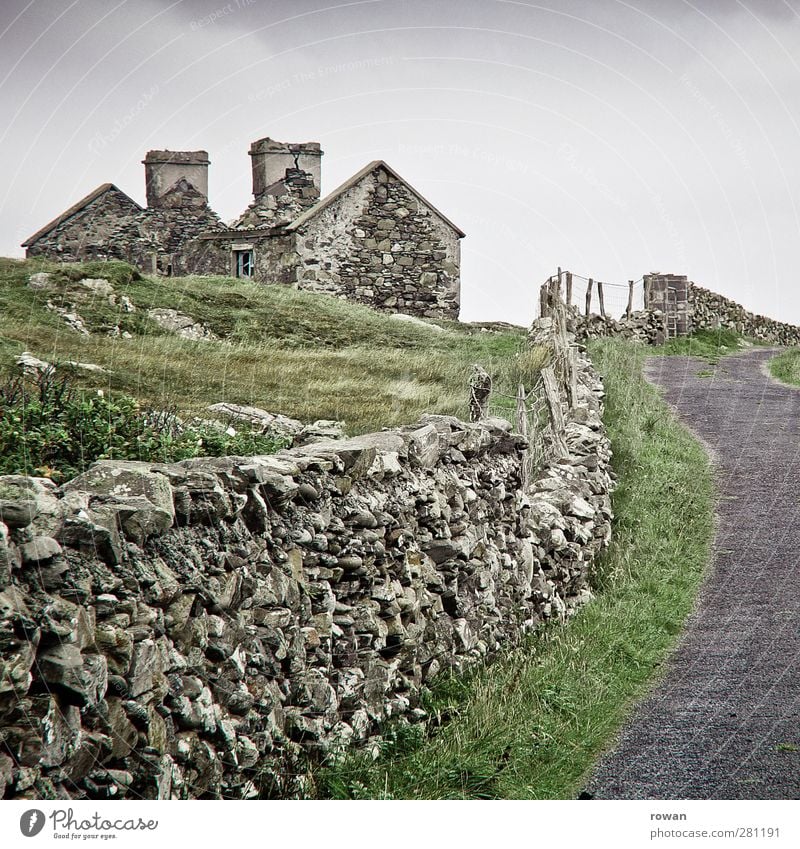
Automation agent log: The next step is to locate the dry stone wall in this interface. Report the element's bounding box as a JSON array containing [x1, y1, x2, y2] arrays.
[[690, 284, 800, 344], [0, 350, 612, 801]]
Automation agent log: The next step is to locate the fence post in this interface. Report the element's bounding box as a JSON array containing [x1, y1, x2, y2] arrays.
[[627, 280, 634, 318], [516, 382, 530, 489], [565, 271, 573, 309], [597, 281, 606, 318], [643, 275, 652, 309], [539, 282, 550, 318], [567, 346, 578, 408], [469, 365, 492, 421], [549, 269, 561, 305], [541, 366, 569, 459], [585, 278, 593, 317]]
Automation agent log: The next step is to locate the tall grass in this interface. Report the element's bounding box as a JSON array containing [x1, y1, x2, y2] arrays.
[[310, 338, 714, 799], [0, 259, 530, 434]]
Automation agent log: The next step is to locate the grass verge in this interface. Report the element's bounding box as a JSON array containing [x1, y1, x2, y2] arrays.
[[310, 338, 714, 799], [658, 327, 749, 363], [768, 347, 800, 386]]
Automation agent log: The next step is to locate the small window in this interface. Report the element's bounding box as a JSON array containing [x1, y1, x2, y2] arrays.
[[235, 250, 254, 278]]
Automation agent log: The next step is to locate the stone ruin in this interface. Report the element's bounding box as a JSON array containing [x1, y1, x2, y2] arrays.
[[23, 138, 464, 320]]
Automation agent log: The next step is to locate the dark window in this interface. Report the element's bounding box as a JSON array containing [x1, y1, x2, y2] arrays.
[[235, 250, 254, 278]]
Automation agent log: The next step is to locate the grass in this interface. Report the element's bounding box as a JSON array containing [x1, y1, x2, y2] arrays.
[[310, 338, 715, 799], [658, 327, 749, 363], [0, 258, 536, 434], [768, 347, 800, 386]]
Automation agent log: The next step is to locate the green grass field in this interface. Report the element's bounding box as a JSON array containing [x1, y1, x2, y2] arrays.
[[0, 258, 536, 434]]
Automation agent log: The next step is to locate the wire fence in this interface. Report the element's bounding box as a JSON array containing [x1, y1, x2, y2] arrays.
[[538, 269, 645, 320]]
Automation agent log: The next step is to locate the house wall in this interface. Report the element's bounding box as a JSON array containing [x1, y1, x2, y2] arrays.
[[25, 190, 143, 264], [292, 167, 461, 319]]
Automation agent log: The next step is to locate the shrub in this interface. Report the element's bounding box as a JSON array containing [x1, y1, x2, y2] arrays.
[[0, 366, 288, 482]]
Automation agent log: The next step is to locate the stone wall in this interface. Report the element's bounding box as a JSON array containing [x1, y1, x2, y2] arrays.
[[690, 284, 800, 344], [292, 166, 461, 319], [26, 189, 144, 265], [567, 307, 666, 345], [0, 348, 612, 800]]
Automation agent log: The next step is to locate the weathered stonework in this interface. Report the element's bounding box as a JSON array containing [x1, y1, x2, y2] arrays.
[[24, 139, 464, 320], [0, 349, 611, 800], [690, 284, 800, 344]]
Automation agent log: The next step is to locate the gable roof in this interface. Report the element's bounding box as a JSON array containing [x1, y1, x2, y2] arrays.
[[285, 160, 466, 237], [21, 183, 143, 247]]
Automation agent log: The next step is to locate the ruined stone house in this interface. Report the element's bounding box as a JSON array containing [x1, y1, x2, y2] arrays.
[[22, 138, 464, 319]]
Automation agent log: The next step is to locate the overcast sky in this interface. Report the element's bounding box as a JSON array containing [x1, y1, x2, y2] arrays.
[[2, 0, 800, 323]]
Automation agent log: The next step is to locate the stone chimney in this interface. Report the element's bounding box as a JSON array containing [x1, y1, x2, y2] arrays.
[[143, 150, 210, 208], [249, 138, 322, 208]]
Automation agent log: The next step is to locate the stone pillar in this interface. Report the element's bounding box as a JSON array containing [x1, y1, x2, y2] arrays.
[[643, 273, 691, 337]]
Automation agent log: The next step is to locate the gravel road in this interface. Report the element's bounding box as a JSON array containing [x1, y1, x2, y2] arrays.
[[583, 348, 800, 799]]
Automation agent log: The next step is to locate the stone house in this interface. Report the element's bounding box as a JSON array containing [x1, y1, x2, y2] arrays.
[[23, 138, 464, 319], [22, 151, 224, 277]]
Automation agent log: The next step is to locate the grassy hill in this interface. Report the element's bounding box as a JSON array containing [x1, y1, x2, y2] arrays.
[[0, 258, 533, 438]]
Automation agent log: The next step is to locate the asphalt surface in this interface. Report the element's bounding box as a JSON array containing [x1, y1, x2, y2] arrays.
[[583, 347, 800, 799]]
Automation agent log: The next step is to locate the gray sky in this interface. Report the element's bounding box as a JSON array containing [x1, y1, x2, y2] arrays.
[[2, 0, 800, 323]]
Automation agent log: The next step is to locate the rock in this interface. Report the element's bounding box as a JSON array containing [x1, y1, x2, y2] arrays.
[[20, 536, 62, 565], [406, 424, 441, 467], [41, 698, 81, 768], [298, 420, 347, 443], [0, 522, 17, 588], [74, 278, 114, 297], [63, 461, 175, 544], [46, 301, 90, 334], [37, 645, 108, 706], [208, 403, 301, 434], [388, 313, 445, 332], [27, 272, 53, 290], [0, 476, 48, 528], [148, 308, 218, 341], [15, 351, 50, 375]]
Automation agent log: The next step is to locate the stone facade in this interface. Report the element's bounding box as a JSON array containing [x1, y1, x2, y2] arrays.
[[0, 344, 611, 800], [23, 138, 464, 320], [23, 185, 144, 265]]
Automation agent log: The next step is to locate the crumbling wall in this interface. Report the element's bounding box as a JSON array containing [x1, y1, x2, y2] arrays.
[[0, 348, 612, 800]]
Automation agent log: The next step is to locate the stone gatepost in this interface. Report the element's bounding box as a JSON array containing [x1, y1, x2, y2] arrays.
[[643, 273, 691, 337]]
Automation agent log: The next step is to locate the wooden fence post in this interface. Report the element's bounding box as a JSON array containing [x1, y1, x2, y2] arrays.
[[516, 382, 530, 489], [565, 271, 573, 309], [539, 283, 550, 318], [626, 280, 634, 318], [585, 278, 593, 317], [469, 365, 492, 421], [597, 281, 606, 318], [567, 347, 578, 408], [541, 366, 569, 459]]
